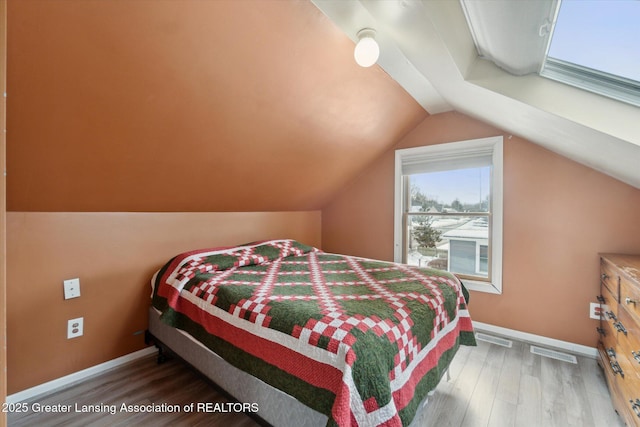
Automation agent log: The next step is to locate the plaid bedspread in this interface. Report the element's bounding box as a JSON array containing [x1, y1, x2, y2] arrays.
[[151, 239, 476, 426]]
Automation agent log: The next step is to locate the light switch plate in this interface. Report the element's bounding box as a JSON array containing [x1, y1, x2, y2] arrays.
[[63, 278, 81, 299]]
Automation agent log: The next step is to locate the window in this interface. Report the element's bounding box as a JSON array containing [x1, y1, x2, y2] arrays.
[[540, 0, 640, 107], [479, 245, 488, 274], [394, 136, 503, 294]]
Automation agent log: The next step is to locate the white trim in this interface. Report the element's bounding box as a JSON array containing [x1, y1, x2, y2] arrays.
[[477, 243, 489, 275], [393, 152, 404, 262], [394, 136, 503, 294], [473, 321, 598, 359], [6, 347, 156, 403], [541, 57, 640, 108]]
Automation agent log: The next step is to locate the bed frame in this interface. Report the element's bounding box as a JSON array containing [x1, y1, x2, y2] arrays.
[[146, 307, 434, 427]]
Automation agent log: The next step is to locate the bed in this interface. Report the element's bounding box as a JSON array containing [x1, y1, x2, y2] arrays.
[[147, 239, 476, 426]]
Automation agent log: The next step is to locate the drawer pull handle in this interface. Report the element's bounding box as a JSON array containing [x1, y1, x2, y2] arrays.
[[614, 321, 628, 335], [597, 295, 605, 303], [626, 297, 638, 306], [633, 351, 640, 364], [607, 347, 617, 359], [606, 311, 617, 321], [596, 327, 606, 336], [610, 360, 624, 377], [631, 399, 640, 418]]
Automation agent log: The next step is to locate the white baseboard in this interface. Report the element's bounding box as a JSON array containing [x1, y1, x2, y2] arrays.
[[5, 324, 597, 403], [472, 321, 598, 359], [6, 346, 156, 404]]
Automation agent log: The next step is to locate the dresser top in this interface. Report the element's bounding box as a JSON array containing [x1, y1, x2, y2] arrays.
[[600, 253, 640, 284]]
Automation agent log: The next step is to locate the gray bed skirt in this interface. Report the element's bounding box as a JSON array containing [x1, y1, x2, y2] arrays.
[[147, 307, 434, 427]]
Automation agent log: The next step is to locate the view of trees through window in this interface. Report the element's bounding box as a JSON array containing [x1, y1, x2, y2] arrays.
[[406, 167, 491, 280]]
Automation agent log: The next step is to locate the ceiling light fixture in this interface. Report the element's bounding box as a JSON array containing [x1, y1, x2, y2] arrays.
[[354, 28, 379, 67]]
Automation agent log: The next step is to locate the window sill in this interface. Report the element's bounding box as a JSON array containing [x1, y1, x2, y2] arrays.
[[460, 278, 502, 295]]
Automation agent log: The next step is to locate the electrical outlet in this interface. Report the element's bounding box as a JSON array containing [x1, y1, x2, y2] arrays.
[[590, 302, 603, 320], [63, 278, 81, 299], [67, 317, 83, 339]]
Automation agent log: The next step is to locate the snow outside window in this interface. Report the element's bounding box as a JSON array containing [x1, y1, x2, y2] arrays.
[[394, 136, 503, 294]]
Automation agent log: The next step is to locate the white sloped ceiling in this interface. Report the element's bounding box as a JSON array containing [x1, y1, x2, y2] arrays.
[[313, 0, 640, 190]]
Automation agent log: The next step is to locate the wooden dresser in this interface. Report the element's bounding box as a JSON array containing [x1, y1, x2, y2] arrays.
[[599, 254, 640, 426]]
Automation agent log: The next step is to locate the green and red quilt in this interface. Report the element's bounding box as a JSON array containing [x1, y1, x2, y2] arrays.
[[152, 239, 476, 426]]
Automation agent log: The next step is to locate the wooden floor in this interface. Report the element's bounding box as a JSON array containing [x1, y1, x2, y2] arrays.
[[9, 338, 623, 427], [421, 338, 623, 427]]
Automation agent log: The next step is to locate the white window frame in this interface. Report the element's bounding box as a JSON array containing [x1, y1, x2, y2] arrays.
[[478, 244, 489, 275], [393, 136, 503, 294], [539, 0, 640, 107], [541, 57, 640, 108]]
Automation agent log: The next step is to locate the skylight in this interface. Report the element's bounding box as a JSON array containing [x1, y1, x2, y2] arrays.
[[540, 0, 640, 107]]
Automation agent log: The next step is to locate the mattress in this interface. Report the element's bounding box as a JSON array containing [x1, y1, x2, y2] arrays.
[[150, 239, 476, 426], [148, 307, 438, 427]]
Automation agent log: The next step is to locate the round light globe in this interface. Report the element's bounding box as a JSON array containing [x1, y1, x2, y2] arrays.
[[354, 36, 379, 68]]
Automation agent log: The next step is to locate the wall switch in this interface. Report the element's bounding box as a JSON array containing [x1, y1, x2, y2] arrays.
[[590, 302, 603, 320], [63, 278, 81, 299], [67, 317, 83, 339]]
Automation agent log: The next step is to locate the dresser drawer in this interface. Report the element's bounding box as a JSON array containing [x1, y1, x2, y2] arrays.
[[612, 351, 640, 427], [598, 346, 640, 426], [599, 281, 619, 349], [600, 281, 618, 319], [601, 257, 621, 300], [599, 313, 617, 352], [617, 308, 640, 372], [625, 398, 640, 427], [599, 345, 628, 422], [621, 274, 640, 324], [603, 341, 640, 427]]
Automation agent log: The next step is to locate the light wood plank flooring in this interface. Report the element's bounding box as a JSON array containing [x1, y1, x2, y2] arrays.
[[421, 338, 623, 427], [9, 338, 623, 427]]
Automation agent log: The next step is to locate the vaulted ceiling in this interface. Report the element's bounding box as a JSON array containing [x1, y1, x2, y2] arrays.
[[7, 0, 426, 211], [314, 0, 640, 190], [7, 0, 639, 213]]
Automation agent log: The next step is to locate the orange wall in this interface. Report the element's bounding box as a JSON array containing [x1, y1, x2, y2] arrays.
[[6, 0, 425, 213], [1, 0, 6, 421], [4, 0, 427, 396], [322, 111, 640, 347], [7, 211, 321, 394]]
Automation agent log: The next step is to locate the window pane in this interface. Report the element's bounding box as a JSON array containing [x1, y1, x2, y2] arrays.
[[479, 245, 488, 273], [406, 214, 489, 279], [409, 167, 491, 213], [395, 137, 503, 293], [547, 1, 640, 82], [449, 240, 476, 275]]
